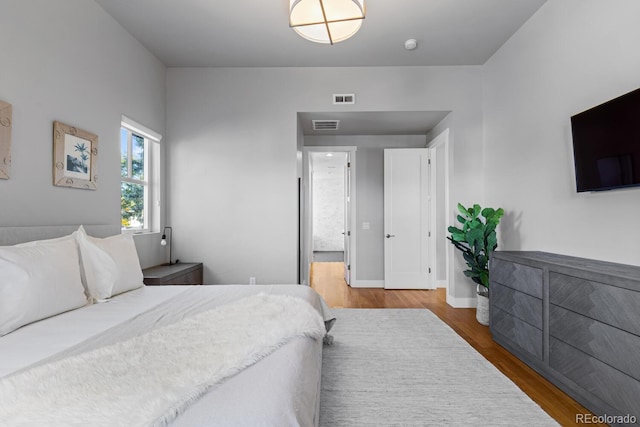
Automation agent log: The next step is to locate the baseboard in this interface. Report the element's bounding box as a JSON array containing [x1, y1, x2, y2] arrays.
[[436, 280, 447, 289], [350, 280, 384, 288], [446, 294, 477, 308]]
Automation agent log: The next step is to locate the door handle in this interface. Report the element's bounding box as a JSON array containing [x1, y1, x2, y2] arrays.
[[386, 234, 395, 238]]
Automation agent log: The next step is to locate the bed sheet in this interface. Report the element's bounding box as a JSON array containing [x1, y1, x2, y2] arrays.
[[0, 285, 186, 377], [0, 284, 333, 427]]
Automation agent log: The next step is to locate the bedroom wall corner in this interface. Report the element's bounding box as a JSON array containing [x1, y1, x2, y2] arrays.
[[482, 0, 640, 266], [0, 0, 167, 267]]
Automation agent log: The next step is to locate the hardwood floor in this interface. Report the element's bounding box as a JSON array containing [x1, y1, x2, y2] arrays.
[[310, 262, 606, 427]]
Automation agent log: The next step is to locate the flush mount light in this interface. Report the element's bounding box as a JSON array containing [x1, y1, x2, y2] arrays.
[[290, 0, 366, 45]]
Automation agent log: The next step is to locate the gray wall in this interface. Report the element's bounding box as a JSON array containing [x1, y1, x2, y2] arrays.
[[483, 0, 640, 267], [0, 0, 167, 267], [166, 66, 483, 295], [305, 135, 426, 281]]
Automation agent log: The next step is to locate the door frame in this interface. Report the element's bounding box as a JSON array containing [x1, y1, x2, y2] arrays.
[[343, 152, 352, 285], [426, 128, 452, 299], [301, 146, 357, 287]]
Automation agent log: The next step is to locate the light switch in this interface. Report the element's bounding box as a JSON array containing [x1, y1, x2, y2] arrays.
[[362, 222, 370, 230]]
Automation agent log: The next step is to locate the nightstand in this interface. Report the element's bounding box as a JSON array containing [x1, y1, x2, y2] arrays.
[[142, 262, 203, 285]]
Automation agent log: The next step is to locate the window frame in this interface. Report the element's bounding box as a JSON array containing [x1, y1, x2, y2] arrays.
[[120, 116, 162, 233]]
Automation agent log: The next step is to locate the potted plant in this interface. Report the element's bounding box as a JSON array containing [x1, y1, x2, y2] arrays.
[[447, 203, 504, 325]]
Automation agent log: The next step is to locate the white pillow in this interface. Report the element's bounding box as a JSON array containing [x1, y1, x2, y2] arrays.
[[0, 236, 88, 336], [76, 228, 144, 301]]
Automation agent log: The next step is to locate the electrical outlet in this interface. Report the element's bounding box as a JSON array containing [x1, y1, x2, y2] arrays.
[[249, 277, 256, 285]]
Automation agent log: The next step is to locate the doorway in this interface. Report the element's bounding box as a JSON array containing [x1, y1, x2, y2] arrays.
[[301, 146, 356, 287], [311, 151, 347, 262]]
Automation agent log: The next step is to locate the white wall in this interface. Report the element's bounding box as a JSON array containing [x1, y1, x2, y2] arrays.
[[311, 153, 346, 252], [0, 0, 166, 267], [166, 66, 483, 295], [483, 0, 640, 266]]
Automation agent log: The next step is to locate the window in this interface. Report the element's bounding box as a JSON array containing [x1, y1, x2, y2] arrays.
[[120, 116, 161, 231]]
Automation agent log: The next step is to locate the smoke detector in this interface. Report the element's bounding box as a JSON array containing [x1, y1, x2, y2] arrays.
[[404, 39, 418, 50]]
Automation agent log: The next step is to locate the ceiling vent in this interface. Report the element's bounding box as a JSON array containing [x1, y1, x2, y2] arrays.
[[312, 120, 340, 131], [333, 94, 355, 105]]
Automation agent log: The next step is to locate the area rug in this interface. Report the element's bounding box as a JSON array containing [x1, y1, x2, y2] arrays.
[[320, 309, 558, 426]]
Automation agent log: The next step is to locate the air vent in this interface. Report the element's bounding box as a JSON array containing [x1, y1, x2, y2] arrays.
[[312, 120, 340, 131], [333, 94, 355, 105]]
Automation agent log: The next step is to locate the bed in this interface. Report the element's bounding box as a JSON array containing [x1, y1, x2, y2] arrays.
[[0, 225, 333, 426]]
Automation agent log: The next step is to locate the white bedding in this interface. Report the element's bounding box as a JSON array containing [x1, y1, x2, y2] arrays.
[[0, 284, 333, 426]]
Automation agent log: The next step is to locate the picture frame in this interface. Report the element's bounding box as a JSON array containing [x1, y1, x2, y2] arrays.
[[0, 100, 12, 180], [53, 121, 98, 190]]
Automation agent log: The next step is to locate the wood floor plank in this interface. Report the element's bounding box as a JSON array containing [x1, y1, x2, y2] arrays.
[[310, 262, 605, 427]]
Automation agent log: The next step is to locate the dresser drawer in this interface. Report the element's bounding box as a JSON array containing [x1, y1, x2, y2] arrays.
[[550, 337, 640, 419], [550, 304, 640, 382], [550, 272, 640, 336], [492, 306, 543, 360], [490, 258, 543, 298], [492, 282, 542, 329]]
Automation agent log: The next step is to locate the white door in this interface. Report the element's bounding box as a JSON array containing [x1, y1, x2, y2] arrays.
[[384, 148, 433, 289], [343, 154, 351, 284]]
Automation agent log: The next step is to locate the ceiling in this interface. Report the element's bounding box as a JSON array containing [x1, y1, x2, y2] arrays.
[[94, 0, 545, 135], [310, 151, 348, 173], [94, 0, 547, 68]]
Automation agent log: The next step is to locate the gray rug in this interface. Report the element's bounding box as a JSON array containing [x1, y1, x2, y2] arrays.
[[320, 309, 558, 426]]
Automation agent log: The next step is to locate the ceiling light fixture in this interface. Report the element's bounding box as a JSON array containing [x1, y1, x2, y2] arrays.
[[289, 0, 366, 45]]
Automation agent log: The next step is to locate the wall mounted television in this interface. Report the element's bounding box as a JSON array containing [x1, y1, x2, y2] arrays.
[[571, 87, 640, 192]]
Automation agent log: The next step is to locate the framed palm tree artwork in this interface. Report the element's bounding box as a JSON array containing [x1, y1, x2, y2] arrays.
[[53, 121, 98, 190]]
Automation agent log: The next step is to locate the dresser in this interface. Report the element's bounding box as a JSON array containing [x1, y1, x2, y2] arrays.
[[490, 251, 640, 425], [142, 262, 203, 285]]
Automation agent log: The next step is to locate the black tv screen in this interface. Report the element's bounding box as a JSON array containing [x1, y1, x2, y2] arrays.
[[571, 87, 640, 192]]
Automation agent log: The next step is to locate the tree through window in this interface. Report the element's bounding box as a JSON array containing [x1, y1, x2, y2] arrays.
[[121, 127, 148, 229]]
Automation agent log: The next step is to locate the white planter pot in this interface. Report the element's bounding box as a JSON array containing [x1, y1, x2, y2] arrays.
[[476, 292, 490, 326]]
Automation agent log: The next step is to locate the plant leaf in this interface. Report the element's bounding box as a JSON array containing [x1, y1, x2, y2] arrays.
[[466, 228, 483, 248], [486, 233, 497, 252], [481, 207, 495, 218], [457, 203, 469, 218], [472, 204, 481, 218], [480, 271, 490, 287]]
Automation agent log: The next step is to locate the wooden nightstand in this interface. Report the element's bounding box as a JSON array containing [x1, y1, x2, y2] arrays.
[[142, 262, 203, 285]]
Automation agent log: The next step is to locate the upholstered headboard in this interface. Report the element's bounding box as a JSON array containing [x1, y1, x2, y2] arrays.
[[0, 225, 121, 246]]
